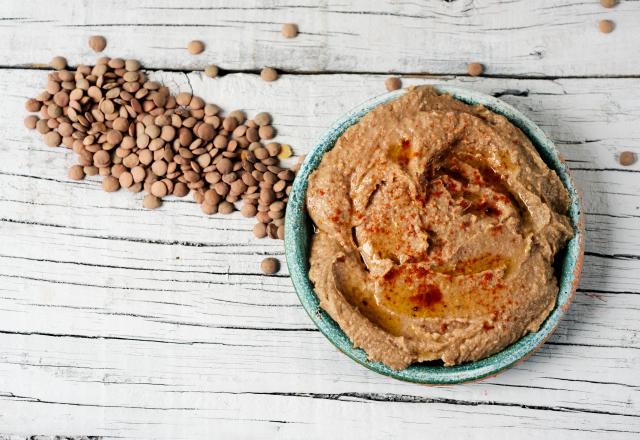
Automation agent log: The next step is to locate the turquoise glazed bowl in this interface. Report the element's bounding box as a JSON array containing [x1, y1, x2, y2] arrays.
[[284, 85, 585, 384]]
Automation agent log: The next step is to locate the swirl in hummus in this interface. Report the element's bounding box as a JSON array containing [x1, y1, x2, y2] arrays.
[[306, 86, 573, 369]]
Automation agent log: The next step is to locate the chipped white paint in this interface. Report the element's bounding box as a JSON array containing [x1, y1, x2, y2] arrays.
[[0, 1, 639, 439]]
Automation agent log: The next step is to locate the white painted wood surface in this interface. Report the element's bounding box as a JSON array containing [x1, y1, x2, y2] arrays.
[[0, 1, 639, 439], [1, 0, 639, 76]]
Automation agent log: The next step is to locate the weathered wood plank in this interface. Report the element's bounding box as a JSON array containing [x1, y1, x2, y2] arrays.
[[1, 69, 639, 436], [0, 0, 638, 76], [1, 397, 636, 440], [0, 333, 638, 440]]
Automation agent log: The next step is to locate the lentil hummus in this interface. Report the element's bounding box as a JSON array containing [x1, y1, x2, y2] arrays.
[[306, 86, 573, 369]]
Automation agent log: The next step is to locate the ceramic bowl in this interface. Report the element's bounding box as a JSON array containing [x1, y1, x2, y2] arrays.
[[284, 85, 585, 384]]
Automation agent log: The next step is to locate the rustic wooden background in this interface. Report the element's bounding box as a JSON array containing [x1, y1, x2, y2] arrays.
[[0, 0, 638, 438]]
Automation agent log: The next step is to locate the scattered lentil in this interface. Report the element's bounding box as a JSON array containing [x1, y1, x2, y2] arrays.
[[260, 67, 278, 82], [187, 40, 205, 54], [600, 0, 618, 8], [88, 36, 107, 52], [599, 19, 615, 33], [281, 23, 299, 38], [619, 151, 637, 166], [385, 77, 402, 91], [205, 64, 219, 78], [467, 62, 484, 77], [260, 257, 280, 274]]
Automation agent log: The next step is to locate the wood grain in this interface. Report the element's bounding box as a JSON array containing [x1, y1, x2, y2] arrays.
[[0, 67, 639, 438], [0, 0, 638, 76]]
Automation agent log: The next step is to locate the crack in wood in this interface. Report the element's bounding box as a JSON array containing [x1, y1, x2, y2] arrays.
[[0, 272, 189, 292], [571, 167, 640, 174], [0, 253, 289, 279], [3, 64, 640, 79], [178, 390, 640, 418], [546, 341, 640, 351], [1, 389, 637, 419], [541, 376, 640, 390], [0, 329, 264, 348], [577, 287, 640, 296], [585, 251, 640, 261], [492, 89, 530, 98]]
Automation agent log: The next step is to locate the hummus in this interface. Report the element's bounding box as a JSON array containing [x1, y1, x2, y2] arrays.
[[306, 86, 573, 369]]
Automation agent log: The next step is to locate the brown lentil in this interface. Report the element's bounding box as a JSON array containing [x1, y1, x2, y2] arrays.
[[260, 67, 278, 82], [467, 62, 484, 77], [151, 180, 168, 197], [173, 182, 189, 197], [102, 175, 120, 192], [88, 36, 107, 52], [119, 171, 134, 188], [258, 125, 275, 140], [50, 56, 67, 70], [241, 203, 258, 217], [125, 59, 141, 72], [266, 142, 281, 156], [143, 194, 162, 209], [200, 202, 216, 215], [253, 112, 270, 126], [600, 0, 617, 8], [205, 65, 219, 78], [25, 98, 42, 112], [599, 19, 615, 33], [385, 77, 402, 91], [68, 165, 85, 180], [187, 40, 205, 54], [281, 23, 299, 38], [229, 110, 245, 123], [24, 115, 39, 130], [260, 257, 280, 274], [218, 201, 235, 214], [253, 222, 267, 238], [619, 151, 637, 166], [44, 131, 61, 147]]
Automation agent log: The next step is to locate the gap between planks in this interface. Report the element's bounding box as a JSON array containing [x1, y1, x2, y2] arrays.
[[4, 64, 640, 80]]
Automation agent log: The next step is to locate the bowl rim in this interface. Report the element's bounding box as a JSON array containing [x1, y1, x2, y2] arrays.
[[284, 85, 585, 385]]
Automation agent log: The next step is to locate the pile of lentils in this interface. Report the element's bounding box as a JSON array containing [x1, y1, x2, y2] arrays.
[[23, 56, 296, 240]]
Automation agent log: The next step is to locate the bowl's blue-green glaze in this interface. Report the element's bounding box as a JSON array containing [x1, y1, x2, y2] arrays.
[[284, 86, 585, 384]]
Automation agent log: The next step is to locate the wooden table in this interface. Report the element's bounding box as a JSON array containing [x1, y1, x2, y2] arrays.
[[0, 1, 638, 438]]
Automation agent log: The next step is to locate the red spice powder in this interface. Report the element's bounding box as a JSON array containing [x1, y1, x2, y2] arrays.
[[409, 284, 443, 308]]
